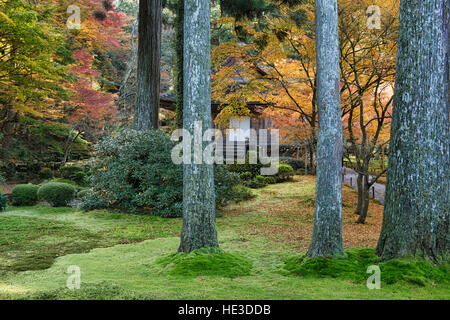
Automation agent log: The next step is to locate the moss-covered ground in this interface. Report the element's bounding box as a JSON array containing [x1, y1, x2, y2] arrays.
[[0, 176, 448, 300]]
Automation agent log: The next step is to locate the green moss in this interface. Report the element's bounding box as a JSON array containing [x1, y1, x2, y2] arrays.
[[157, 248, 253, 278], [284, 249, 450, 286], [20, 282, 145, 300]]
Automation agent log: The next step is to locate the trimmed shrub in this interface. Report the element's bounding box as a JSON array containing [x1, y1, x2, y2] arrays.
[[264, 176, 276, 184], [243, 177, 266, 189], [37, 182, 76, 207], [239, 171, 253, 181], [276, 164, 294, 182], [11, 184, 40, 206], [39, 168, 53, 179], [0, 194, 8, 211]]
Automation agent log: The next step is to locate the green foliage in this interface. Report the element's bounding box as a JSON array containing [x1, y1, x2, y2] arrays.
[[11, 184, 40, 206], [276, 164, 294, 182], [239, 171, 253, 181], [76, 189, 90, 199], [264, 176, 276, 184], [0, 194, 8, 211], [37, 182, 76, 207], [59, 166, 84, 179], [0, 0, 70, 110], [284, 249, 450, 286], [73, 171, 88, 186], [39, 168, 53, 179], [157, 247, 253, 278], [84, 130, 245, 217], [243, 175, 267, 189], [214, 165, 243, 207], [46, 178, 79, 187], [84, 130, 182, 216], [230, 185, 255, 202], [226, 152, 264, 177], [0, 175, 5, 186]]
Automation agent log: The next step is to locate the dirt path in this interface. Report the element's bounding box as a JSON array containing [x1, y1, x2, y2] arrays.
[[342, 167, 386, 205]]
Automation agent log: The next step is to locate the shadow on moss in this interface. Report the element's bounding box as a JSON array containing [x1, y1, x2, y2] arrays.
[[284, 248, 450, 286], [156, 247, 253, 278]]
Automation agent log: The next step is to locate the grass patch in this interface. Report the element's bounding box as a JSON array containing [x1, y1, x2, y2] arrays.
[[157, 247, 253, 278], [284, 248, 450, 286]]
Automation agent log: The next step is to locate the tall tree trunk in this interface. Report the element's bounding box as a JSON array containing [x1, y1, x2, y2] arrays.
[[178, 0, 219, 253], [134, 0, 161, 130], [356, 175, 370, 224], [175, 0, 184, 128], [307, 0, 344, 257], [376, 0, 449, 261], [354, 173, 363, 215]]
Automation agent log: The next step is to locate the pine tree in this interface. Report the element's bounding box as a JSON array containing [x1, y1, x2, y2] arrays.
[[376, 0, 449, 261], [134, 0, 162, 130], [307, 0, 344, 257], [178, 0, 219, 253]]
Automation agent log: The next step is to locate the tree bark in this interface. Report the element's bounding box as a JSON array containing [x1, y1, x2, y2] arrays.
[[134, 0, 161, 130], [376, 0, 449, 261], [178, 0, 219, 253], [175, 0, 184, 128], [307, 0, 344, 257]]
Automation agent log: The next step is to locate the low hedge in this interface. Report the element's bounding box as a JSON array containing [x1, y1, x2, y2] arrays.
[[37, 182, 76, 207]]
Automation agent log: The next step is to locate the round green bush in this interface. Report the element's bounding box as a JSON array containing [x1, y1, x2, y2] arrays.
[[276, 164, 294, 182], [11, 184, 40, 206], [37, 182, 76, 207], [264, 176, 276, 184]]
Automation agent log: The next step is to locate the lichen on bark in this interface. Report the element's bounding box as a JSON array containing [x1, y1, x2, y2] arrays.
[[376, 0, 449, 262]]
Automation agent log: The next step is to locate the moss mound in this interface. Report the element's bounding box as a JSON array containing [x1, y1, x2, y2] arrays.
[[284, 248, 450, 286], [157, 247, 252, 278]]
